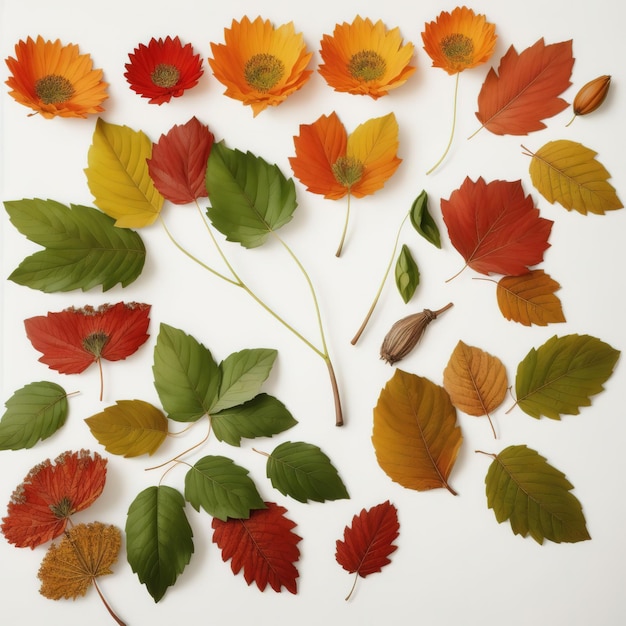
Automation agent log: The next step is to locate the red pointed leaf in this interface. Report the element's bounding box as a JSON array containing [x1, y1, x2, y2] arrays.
[[211, 502, 301, 593], [441, 177, 553, 276]]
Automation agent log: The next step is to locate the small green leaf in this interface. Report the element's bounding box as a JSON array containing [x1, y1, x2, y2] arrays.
[[395, 244, 420, 303], [184, 455, 266, 521], [212, 393, 297, 446], [266, 441, 349, 503], [0, 381, 68, 450], [213, 348, 278, 412], [409, 190, 441, 248], [125, 486, 194, 602], [4, 199, 145, 292]]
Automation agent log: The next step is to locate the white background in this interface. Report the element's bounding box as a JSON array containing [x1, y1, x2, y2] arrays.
[[1, 1, 625, 624]]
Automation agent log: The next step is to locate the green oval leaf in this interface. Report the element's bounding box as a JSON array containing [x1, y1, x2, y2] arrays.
[[409, 190, 441, 248], [395, 244, 420, 303]]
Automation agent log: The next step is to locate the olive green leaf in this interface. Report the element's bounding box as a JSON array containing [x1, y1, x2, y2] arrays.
[[409, 189, 441, 248], [395, 244, 420, 303]]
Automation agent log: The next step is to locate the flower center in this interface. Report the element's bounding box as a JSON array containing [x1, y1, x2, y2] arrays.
[[151, 63, 181, 88], [34, 74, 75, 105], [348, 50, 387, 82], [440, 33, 475, 64], [82, 332, 110, 358], [244, 53, 285, 92], [49, 496, 73, 519], [332, 156, 364, 188]]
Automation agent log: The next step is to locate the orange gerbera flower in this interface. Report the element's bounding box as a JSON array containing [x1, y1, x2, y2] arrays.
[[209, 16, 313, 116], [318, 16, 416, 98], [5, 36, 108, 119]]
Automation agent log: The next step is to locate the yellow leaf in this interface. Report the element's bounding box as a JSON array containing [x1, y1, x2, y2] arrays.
[[85, 399, 168, 457], [496, 269, 566, 326], [372, 370, 461, 494], [526, 139, 623, 215], [85, 118, 164, 227]]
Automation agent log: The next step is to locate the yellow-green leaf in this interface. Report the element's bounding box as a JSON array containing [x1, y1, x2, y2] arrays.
[[526, 140, 623, 215], [85, 118, 164, 227]]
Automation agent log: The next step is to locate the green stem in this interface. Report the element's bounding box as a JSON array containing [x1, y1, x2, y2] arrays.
[[335, 192, 351, 257], [426, 73, 460, 175]]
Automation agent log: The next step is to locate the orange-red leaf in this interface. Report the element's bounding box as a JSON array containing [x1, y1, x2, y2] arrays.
[[475, 39, 574, 135], [441, 177, 553, 276]]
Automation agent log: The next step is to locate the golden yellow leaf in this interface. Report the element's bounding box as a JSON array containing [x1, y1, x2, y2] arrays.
[[526, 140, 623, 215], [372, 370, 461, 494]]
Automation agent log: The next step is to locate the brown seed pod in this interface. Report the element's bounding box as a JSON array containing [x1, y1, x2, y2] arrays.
[[567, 75, 611, 125]]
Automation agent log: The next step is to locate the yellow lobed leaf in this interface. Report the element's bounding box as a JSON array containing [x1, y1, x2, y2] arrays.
[[85, 118, 164, 227], [527, 139, 623, 215], [496, 269, 566, 326]]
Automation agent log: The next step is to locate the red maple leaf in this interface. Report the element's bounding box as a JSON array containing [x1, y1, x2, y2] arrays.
[[441, 177, 553, 277], [147, 116, 214, 204], [1, 450, 107, 549], [211, 502, 301, 594], [335, 500, 399, 600]]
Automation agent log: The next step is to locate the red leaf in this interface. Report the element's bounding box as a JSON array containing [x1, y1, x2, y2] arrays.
[[441, 177, 553, 277], [211, 502, 301, 594], [1, 450, 107, 548], [475, 39, 574, 135], [147, 116, 214, 204]]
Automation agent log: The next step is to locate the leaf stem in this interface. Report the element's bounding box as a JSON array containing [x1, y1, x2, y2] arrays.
[[93, 579, 127, 626], [335, 192, 351, 257], [426, 73, 460, 175], [97, 358, 104, 402], [345, 572, 359, 601], [145, 419, 212, 471]]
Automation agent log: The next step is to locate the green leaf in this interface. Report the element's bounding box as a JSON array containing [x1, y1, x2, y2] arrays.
[[395, 244, 420, 303], [0, 381, 68, 450], [484, 444, 590, 544], [409, 190, 441, 248], [184, 455, 266, 521], [266, 441, 349, 503], [152, 323, 221, 422], [206, 142, 297, 248], [212, 393, 297, 446], [515, 334, 620, 419], [4, 199, 145, 292], [125, 486, 194, 602]]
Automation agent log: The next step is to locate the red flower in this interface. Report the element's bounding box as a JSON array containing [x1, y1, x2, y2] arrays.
[[2, 450, 107, 548], [124, 36, 203, 104]]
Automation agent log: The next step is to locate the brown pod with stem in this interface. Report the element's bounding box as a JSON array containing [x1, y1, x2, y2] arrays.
[[566, 75, 611, 126]]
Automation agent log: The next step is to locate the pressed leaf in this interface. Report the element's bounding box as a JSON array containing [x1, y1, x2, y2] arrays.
[[496, 269, 566, 326], [85, 399, 168, 457], [515, 334, 620, 419], [126, 485, 194, 602], [265, 441, 349, 503], [85, 118, 164, 228], [372, 370, 462, 494], [0, 381, 68, 450], [4, 199, 145, 292], [184, 455, 266, 521], [409, 189, 441, 248], [484, 444, 590, 544], [395, 244, 419, 304], [206, 142, 297, 248], [526, 140, 623, 215], [211, 502, 301, 594], [211, 393, 297, 446], [475, 39, 574, 135]]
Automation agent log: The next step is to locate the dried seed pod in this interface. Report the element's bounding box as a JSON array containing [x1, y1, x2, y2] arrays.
[[567, 75, 611, 126]]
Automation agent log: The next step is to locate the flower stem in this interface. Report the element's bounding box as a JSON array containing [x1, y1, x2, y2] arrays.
[[335, 192, 352, 257], [426, 73, 460, 175]]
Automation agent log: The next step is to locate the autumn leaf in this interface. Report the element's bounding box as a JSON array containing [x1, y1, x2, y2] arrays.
[[525, 140, 623, 215], [475, 39, 574, 135], [212, 502, 301, 593], [372, 370, 462, 494], [335, 500, 399, 601], [441, 177, 553, 277], [1, 450, 107, 548]]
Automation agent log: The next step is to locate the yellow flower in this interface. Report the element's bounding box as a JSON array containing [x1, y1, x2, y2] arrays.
[[318, 16, 416, 98], [209, 16, 313, 116], [5, 36, 108, 119]]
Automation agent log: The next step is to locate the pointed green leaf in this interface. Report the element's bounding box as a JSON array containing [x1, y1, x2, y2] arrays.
[[0, 381, 68, 450], [409, 190, 441, 248], [515, 333, 620, 419], [212, 393, 297, 446], [206, 142, 297, 248], [395, 244, 420, 303], [184, 455, 266, 521], [266, 441, 349, 503], [125, 486, 194, 602], [4, 199, 145, 292], [152, 323, 221, 422], [484, 444, 590, 544]]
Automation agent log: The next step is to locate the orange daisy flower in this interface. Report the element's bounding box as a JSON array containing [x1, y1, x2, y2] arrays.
[[209, 16, 313, 116], [318, 16, 416, 98], [4, 36, 108, 119], [125, 36, 203, 104]]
